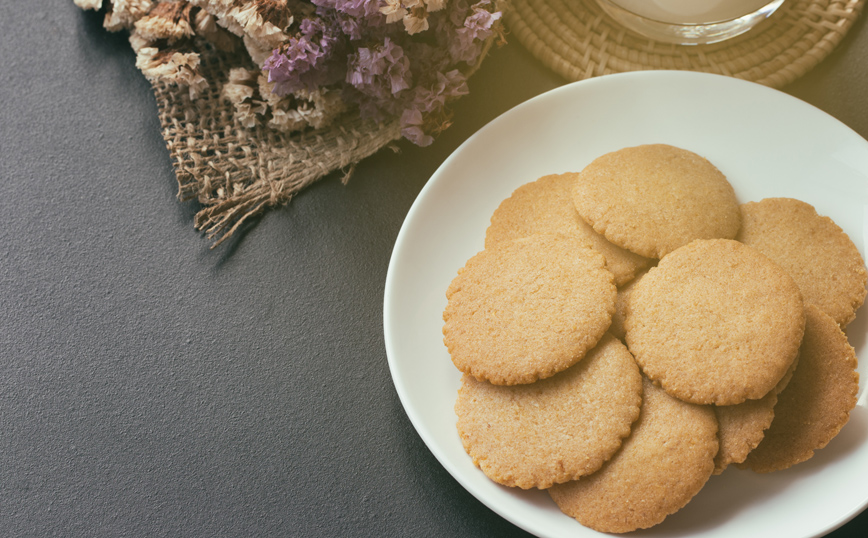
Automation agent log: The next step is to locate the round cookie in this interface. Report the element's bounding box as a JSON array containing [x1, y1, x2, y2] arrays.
[[572, 144, 741, 259], [549, 377, 718, 533], [455, 334, 643, 490], [608, 266, 652, 342], [443, 234, 616, 385], [625, 239, 805, 406], [740, 304, 859, 473], [737, 197, 868, 327], [713, 392, 778, 475], [713, 353, 800, 474], [485, 173, 652, 286]]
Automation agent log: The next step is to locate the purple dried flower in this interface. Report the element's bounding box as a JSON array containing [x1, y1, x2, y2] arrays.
[[346, 36, 413, 115], [315, 1, 388, 40], [394, 69, 468, 146], [257, 0, 502, 145], [465, 1, 502, 38], [400, 109, 434, 147], [402, 39, 451, 77], [311, 0, 384, 21], [442, 0, 502, 65], [333, 10, 365, 40], [448, 0, 471, 27], [263, 15, 345, 95], [411, 69, 468, 113]]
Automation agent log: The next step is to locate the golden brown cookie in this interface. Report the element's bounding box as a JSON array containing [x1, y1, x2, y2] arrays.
[[737, 197, 868, 327], [549, 377, 718, 533], [713, 393, 778, 475], [485, 174, 652, 286], [572, 144, 741, 259], [443, 234, 617, 385], [625, 239, 805, 406], [712, 354, 800, 474], [608, 266, 652, 341], [455, 334, 643, 490], [740, 304, 859, 473]]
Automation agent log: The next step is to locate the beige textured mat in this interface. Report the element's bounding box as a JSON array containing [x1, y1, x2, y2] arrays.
[[505, 0, 864, 87]]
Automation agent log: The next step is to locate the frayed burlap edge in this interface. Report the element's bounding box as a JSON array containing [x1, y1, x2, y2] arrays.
[[505, 0, 864, 88], [152, 36, 498, 248]]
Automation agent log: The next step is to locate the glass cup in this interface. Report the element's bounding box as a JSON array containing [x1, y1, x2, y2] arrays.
[[594, 0, 787, 45]]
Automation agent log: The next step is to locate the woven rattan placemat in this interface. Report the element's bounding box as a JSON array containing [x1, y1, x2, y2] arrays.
[[505, 0, 864, 88]]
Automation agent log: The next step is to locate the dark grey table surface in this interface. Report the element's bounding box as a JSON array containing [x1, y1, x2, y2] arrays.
[[2, 2, 867, 537]]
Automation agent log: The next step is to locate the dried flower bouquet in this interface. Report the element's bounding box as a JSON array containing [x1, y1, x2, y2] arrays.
[[75, 0, 503, 146], [74, 0, 503, 246]]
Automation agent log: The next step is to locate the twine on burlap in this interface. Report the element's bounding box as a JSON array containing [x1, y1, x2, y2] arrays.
[[505, 0, 864, 88]]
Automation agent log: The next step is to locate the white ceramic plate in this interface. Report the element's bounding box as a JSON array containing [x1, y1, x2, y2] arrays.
[[383, 71, 868, 538]]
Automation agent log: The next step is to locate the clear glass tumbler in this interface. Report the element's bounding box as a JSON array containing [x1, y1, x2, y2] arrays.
[[594, 0, 786, 45]]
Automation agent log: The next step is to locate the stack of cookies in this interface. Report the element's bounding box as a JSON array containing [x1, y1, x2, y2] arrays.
[[441, 144, 866, 533]]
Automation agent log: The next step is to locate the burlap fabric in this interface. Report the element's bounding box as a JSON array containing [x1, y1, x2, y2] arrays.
[[505, 0, 865, 88], [152, 45, 402, 247], [153, 32, 500, 247]]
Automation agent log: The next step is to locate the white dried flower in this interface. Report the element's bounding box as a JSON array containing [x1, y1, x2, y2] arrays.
[[194, 9, 239, 51], [103, 0, 155, 32], [133, 2, 196, 44], [222, 68, 271, 128], [223, 81, 255, 103], [257, 72, 285, 108], [73, 0, 104, 9], [268, 108, 308, 133], [228, 66, 258, 85], [296, 88, 346, 129], [379, 0, 408, 24], [380, 0, 443, 35], [187, 0, 293, 52], [253, 72, 345, 133], [136, 46, 209, 100], [128, 31, 152, 53], [243, 34, 273, 67], [230, 2, 287, 49], [403, 12, 429, 35], [223, 68, 256, 105], [233, 102, 258, 128]]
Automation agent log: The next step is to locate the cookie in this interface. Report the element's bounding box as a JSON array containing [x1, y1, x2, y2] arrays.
[[454, 334, 643, 490], [739, 304, 859, 473], [443, 234, 616, 385], [713, 393, 778, 475], [485, 173, 652, 286], [737, 197, 868, 327], [572, 144, 741, 259], [608, 266, 652, 341], [625, 239, 805, 405], [712, 353, 799, 474], [549, 377, 718, 533]]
